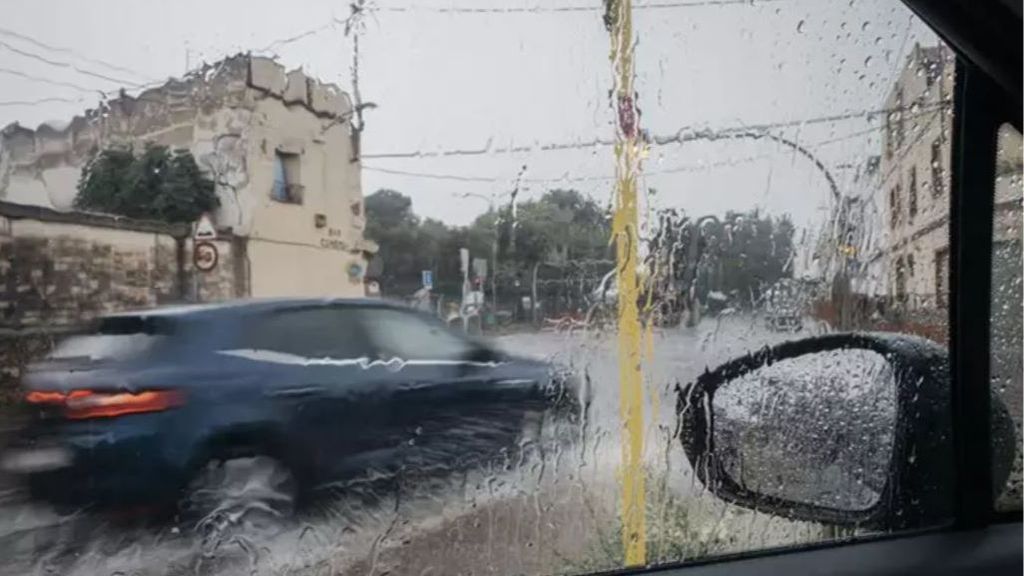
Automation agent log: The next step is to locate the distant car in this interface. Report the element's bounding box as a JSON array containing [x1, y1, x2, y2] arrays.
[[763, 281, 805, 332], [0, 299, 582, 520], [765, 309, 803, 332]]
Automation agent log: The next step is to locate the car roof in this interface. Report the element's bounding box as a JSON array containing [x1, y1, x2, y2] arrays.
[[103, 298, 411, 321]]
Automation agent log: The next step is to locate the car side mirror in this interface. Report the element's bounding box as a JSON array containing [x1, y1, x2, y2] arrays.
[[677, 333, 957, 530]]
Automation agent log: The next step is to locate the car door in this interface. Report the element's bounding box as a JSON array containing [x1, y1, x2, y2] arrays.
[[233, 306, 383, 482], [354, 306, 530, 476]]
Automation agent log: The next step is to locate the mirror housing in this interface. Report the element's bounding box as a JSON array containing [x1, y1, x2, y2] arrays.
[[677, 333, 954, 530]]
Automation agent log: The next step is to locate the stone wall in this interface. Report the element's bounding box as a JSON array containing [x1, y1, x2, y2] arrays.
[[0, 203, 246, 405], [0, 201, 239, 330], [0, 330, 63, 407]]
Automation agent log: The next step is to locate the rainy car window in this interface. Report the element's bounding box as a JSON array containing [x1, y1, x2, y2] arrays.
[[47, 316, 174, 361], [241, 308, 373, 358], [358, 307, 476, 360], [48, 334, 162, 362], [991, 123, 1022, 512], [0, 0, 987, 575]]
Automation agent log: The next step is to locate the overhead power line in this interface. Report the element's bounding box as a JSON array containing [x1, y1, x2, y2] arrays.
[[361, 105, 946, 183], [374, 0, 789, 14], [0, 26, 152, 81], [362, 100, 950, 160], [364, 152, 774, 183], [0, 40, 145, 87], [0, 66, 103, 95], [255, 21, 339, 54], [251, 0, 789, 53], [0, 96, 85, 107]]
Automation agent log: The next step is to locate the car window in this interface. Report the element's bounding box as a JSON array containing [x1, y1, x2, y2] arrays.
[[991, 123, 1023, 512], [48, 316, 175, 361], [0, 1, 983, 575], [241, 307, 371, 358], [359, 308, 475, 360]]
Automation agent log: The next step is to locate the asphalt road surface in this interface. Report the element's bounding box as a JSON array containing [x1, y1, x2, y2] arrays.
[[0, 313, 830, 576]]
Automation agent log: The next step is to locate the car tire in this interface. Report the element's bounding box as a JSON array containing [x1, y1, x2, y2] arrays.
[[178, 454, 298, 548]]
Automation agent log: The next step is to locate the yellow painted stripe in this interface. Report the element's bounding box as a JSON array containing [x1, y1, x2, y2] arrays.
[[608, 0, 646, 565]]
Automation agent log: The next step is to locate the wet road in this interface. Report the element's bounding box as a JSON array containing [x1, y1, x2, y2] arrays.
[[0, 314, 828, 576]]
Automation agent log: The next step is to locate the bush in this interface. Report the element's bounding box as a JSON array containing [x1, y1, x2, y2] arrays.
[[75, 144, 218, 223]]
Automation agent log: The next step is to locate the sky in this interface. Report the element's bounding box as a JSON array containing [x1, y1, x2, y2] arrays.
[[2, 0, 938, 232]]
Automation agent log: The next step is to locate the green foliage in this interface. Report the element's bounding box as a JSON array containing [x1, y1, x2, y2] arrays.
[[364, 188, 611, 298], [74, 144, 218, 223], [713, 210, 796, 302], [365, 189, 422, 292], [649, 209, 796, 307]]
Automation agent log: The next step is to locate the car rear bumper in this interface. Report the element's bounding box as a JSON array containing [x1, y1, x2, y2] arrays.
[[2, 416, 185, 509]]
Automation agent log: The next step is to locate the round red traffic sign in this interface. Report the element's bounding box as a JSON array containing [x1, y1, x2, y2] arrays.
[[193, 241, 219, 272]]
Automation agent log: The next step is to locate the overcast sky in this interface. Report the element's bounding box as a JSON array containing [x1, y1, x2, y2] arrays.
[[2, 0, 937, 232]]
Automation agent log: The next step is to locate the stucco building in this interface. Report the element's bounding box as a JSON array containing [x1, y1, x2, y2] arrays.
[[0, 54, 375, 300], [877, 43, 955, 311]]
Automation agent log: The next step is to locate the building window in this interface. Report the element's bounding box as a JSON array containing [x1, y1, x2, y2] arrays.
[[894, 256, 906, 301], [931, 138, 943, 197], [935, 247, 949, 308], [908, 166, 918, 219], [894, 86, 905, 148], [885, 116, 893, 159], [889, 183, 901, 229], [271, 151, 303, 204], [350, 201, 362, 217]]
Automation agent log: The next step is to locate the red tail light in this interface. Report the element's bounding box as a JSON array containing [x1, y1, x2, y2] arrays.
[[25, 389, 184, 419], [25, 391, 67, 404]]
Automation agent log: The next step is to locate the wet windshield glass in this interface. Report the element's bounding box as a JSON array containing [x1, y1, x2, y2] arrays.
[[0, 1, 997, 575]]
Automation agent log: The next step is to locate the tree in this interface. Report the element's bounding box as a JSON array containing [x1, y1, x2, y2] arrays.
[[364, 189, 423, 294], [475, 189, 610, 272], [365, 188, 417, 234], [75, 144, 218, 223], [364, 188, 610, 306], [646, 208, 795, 312]]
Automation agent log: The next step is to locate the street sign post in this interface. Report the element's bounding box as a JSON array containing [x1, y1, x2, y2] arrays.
[[472, 257, 488, 280], [193, 214, 217, 241]]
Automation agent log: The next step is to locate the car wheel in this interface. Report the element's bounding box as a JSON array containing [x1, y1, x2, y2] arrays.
[[179, 455, 298, 547]]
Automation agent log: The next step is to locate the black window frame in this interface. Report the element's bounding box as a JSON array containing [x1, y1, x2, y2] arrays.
[[904, 0, 1023, 532], [947, 58, 1022, 528]]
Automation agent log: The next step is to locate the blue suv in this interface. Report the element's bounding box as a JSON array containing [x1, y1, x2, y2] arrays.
[[0, 299, 582, 518]]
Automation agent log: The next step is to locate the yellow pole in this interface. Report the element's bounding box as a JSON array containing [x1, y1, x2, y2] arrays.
[[607, 0, 645, 566]]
